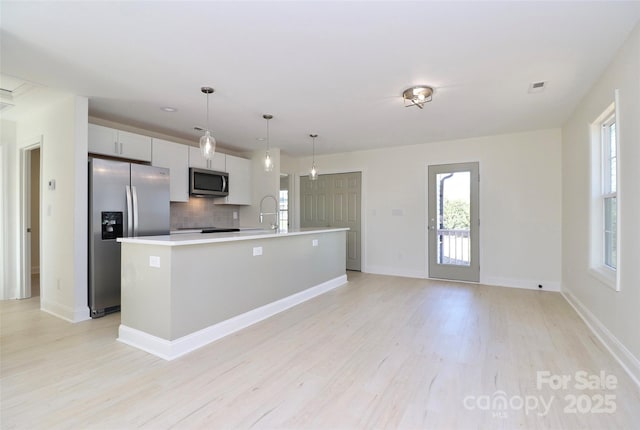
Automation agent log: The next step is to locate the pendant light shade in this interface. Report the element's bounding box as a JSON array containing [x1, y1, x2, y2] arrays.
[[263, 114, 274, 172], [199, 87, 216, 159], [309, 134, 318, 181]]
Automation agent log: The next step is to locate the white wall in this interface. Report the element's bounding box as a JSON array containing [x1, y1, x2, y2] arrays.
[[291, 128, 562, 290], [561, 23, 640, 380], [239, 148, 281, 228], [6, 93, 89, 321], [0, 119, 17, 297]]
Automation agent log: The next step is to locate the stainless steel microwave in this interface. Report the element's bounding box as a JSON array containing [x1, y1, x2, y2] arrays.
[[189, 168, 229, 197]]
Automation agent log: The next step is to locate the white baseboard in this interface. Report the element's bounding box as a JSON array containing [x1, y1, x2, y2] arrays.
[[365, 265, 426, 279], [40, 300, 90, 323], [364, 267, 561, 292], [562, 289, 640, 389], [481, 276, 561, 292], [118, 274, 348, 360]]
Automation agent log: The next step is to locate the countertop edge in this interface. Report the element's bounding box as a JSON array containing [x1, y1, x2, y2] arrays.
[[117, 228, 350, 247]]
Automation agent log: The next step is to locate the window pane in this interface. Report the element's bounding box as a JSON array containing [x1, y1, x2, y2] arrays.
[[604, 197, 617, 269], [436, 171, 471, 266]]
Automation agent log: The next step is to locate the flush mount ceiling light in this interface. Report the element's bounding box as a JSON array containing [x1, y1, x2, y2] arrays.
[[199, 86, 216, 160], [402, 85, 434, 109], [161, 106, 177, 112], [309, 134, 318, 181], [263, 114, 274, 172]]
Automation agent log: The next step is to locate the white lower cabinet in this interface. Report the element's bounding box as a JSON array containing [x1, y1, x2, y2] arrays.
[[216, 154, 251, 205], [152, 138, 189, 202], [88, 123, 152, 162]]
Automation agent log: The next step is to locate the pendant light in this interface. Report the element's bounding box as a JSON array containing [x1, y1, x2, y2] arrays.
[[263, 114, 274, 172], [199, 86, 216, 159], [309, 134, 318, 181]]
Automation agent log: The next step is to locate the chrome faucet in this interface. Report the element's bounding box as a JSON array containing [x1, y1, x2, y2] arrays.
[[259, 195, 280, 230]]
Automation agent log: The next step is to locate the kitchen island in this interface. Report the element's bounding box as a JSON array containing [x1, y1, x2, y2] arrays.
[[117, 228, 348, 360]]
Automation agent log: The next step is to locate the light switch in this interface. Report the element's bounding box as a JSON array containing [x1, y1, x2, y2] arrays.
[[253, 246, 263, 256], [233, 211, 238, 220], [149, 256, 161, 268], [312, 239, 319, 247], [48, 179, 56, 190]]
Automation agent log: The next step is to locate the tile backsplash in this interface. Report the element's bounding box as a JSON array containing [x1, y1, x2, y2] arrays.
[[170, 198, 239, 230]]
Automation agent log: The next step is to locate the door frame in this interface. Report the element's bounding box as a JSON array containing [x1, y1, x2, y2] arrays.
[[20, 139, 42, 299], [296, 167, 366, 272], [427, 162, 480, 282]]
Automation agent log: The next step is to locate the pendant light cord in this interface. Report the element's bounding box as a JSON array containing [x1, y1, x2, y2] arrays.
[[266, 118, 270, 152], [206, 93, 210, 132]]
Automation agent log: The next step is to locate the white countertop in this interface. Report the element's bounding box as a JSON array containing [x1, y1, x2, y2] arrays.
[[117, 227, 349, 247]]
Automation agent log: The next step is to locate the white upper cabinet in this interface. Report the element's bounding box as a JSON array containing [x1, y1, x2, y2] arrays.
[[151, 138, 189, 202], [188, 146, 226, 171], [216, 154, 251, 205], [88, 124, 152, 162]]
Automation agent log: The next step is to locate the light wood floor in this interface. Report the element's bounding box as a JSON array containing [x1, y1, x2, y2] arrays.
[[2, 272, 639, 429]]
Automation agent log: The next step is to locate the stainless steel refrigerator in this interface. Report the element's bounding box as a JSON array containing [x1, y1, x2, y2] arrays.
[[88, 158, 170, 318]]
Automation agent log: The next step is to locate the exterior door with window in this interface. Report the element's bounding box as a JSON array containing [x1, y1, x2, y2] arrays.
[[428, 162, 479, 282]]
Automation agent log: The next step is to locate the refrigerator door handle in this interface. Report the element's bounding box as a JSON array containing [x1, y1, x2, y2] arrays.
[[132, 185, 139, 237], [222, 175, 227, 193], [125, 185, 133, 237]]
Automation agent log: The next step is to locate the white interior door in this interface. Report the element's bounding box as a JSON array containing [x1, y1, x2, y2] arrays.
[[428, 162, 479, 282]]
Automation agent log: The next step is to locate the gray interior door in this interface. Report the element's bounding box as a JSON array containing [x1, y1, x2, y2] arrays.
[[428, 162, 479, 282], [301, 172, 362, 271]]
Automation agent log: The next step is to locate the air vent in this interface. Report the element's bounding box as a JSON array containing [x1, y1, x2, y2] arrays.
[[528, 81, 547, 94], [0, 101, 15, 112], [0, 88, 13, 100]]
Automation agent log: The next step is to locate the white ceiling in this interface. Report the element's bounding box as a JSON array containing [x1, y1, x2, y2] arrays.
[[2, 1, 639, 156]]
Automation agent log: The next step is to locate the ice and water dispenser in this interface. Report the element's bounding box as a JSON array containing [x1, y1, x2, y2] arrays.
[[101, 211, 123, 240]]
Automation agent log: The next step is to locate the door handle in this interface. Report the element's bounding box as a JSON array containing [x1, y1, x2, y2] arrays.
[[132, 186, 139, 237], [125, 185, 133, 237]]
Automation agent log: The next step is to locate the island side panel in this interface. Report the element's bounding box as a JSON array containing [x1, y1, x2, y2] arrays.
[[169, 230, 346, 340], [120, 243, 173, 339]]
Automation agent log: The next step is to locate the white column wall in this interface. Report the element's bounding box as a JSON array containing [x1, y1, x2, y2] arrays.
[[9, 93, 89, 321]]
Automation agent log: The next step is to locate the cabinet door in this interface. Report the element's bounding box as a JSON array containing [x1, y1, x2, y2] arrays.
[[152, 139, 189, 202], [118, 130, 152, 162], [218, 155, 251, 205], [189, 146, 225, 171], [88, 124, 118, 157], [210, 152, 226, 171]]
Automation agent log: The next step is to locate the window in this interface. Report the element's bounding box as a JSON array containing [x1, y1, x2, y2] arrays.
[[279, 189, 288, 231], [601, 115, 617, 270], [590, 101, 619, 290]]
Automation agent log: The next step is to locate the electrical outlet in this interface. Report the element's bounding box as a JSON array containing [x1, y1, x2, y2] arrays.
[[253, 246, 263, 256], [149, 256, 161, 268], [233, 211, 238, 220], [312, 239, 318, 247]]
